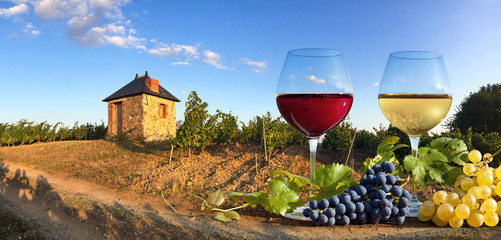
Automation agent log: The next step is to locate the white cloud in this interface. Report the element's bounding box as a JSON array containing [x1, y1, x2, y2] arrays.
[[149, 42, 199, 59], [0, 3, 29, 18], [171, 61, 190, 66], [240, 58, 267, 73], [302, 75, 326, 84], [22, 22, 41, 36], [203, 50, 226, 69], [373, 82, 379, 87]]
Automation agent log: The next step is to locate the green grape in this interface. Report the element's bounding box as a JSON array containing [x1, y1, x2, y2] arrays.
[[445, 192, 461, 207], [462, 193, 477, 209], [461, 177, 474, 191], [419, 200, 436, 217], [490, 185, 497, 196], [496, 182, 501, 196], [484, 153, 492, 162], [468, 150, 482, 164], [496, 167, 501, 179], [483, 198, 498, 213], [484, 211, 499, 227], [437, 203, 454, 221], [463, 163, 476, 176], [449, 215, 463, 228], [455, 203, 471, 220], [477, 185, 492, 199], [433, 191, 448, 205], [478, 169, 494, 186], [467, 186, 478, 196], [467, 210, 484, 227], [452, 188, 465, 198], [432, 213, 448, 227], [418, 209, 432, 222], [496, 201, 501, 216]]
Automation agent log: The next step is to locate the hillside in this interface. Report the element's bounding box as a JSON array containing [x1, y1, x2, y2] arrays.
[[1, 140, 500, 239]]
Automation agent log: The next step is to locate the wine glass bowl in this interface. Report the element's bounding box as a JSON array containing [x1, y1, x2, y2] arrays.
[[378, 51, 452, 217], [276, 48, 353, 183]]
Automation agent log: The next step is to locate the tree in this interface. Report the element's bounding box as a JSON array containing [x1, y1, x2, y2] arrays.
[[175, 91, 212, 151], [446, 84, 501, 134]]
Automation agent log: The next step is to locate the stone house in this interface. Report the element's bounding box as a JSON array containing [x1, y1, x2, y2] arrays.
[[103, 71, 180, 141]]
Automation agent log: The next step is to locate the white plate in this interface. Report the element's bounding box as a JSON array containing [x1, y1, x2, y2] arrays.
[[284, 205, 311, 221]]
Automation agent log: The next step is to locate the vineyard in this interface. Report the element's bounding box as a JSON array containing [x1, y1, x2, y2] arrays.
[[2, 90, 501, 238], [0, 120, 107, 146]]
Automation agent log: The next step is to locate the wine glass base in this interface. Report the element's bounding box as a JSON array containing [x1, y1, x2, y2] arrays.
[[408, 194, 422, 217]]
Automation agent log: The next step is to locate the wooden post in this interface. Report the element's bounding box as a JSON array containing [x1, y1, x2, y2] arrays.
[[345, 128, 357, 166], [255, 155, 258, 174], [169, 145, 174, 164], [262, 117, 268, 162]]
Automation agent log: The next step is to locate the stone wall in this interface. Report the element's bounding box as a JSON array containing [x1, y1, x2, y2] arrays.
[[107, 95, 144, 139], [142, 94, 177, 141]]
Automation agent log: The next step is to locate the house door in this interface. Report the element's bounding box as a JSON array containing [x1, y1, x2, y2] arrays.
[[116, 102, 122, 134]]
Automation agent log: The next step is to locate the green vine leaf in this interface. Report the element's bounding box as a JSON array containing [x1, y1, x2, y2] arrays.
[[261, 177, 303, 216], [207, 190, 225, 207], [226, 191, 267, 205], [403, 147, 449, 188], [269, 169, 311, 187], [214, 211, 240, 222], [428, 137, 469, 166], [309, 163, 356, 201]]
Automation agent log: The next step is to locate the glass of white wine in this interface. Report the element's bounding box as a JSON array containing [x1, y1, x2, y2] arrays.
[[378, 51, 452, 217]]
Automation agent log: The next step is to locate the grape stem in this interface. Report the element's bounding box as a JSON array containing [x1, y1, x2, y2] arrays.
[[399, 175, 412, 189], [188, 193, 250, 213]]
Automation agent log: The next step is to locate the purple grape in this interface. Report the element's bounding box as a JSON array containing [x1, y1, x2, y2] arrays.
[[375, 172, 387, 186], [325, 207, 335, 218], [309, 211, 318, 220], [395, 215, 405, 225], [398, 197, 410, 208], [339, 215, 350, 225], [371, 199, 381, 208], [391, 185, 403, 197], [318, 214, 328, 224], [381, 207, 392, 217], [377, 190, 387, 199], [336, 203, 346, 215], [346, 202, 356, 213], [386, 174, 397, 185], [318, 198, 329, 210], [364, 202, 373, 213], [381, 184, 391, 193], [384, 162, 395, 174], [372, 165, 382, 173], [347, 212, 357, 221], [356, 185, 367, 196], [303, 208, 312, 217], [339, 193, 351, 204], [355, 202, 365, 213], [366, 168, 375, 176], [328, 196, 339, 207], [402, 189, 412, 200], [327, 217, 336, 226], [309, 200, 318, 210]]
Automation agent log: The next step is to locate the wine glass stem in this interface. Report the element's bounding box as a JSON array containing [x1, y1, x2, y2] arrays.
[[409, 136, 420, 194], [308, 138, 319, 183]]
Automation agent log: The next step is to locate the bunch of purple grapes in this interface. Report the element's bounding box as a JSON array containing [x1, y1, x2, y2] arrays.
[[303, 161, 411, 226]]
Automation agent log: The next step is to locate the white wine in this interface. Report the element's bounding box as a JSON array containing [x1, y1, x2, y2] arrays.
[[378, 94, 452, 136]]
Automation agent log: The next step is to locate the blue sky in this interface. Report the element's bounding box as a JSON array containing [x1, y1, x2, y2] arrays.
[[1, 0, 501, 133]]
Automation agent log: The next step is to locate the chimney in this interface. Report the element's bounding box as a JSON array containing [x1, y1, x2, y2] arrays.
[[145, 74, 159, 93]]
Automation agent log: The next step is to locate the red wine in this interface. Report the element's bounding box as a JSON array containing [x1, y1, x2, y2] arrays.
[[276, 93, 353, 138]]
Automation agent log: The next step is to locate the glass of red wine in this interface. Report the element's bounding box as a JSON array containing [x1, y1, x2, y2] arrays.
[[276, 48, 354, 183]]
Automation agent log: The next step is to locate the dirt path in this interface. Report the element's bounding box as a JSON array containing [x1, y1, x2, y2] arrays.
[[2, 149, 501, 239]]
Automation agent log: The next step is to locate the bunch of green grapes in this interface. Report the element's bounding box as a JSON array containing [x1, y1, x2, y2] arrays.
[[418, 149, 501, 228]]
